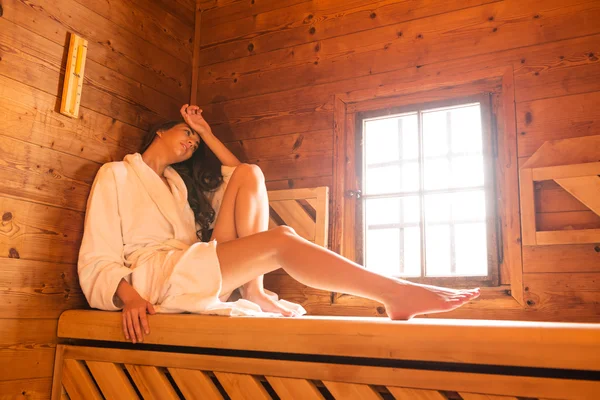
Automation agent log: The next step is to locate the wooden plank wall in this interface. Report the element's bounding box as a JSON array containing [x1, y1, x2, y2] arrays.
[[0, 0, 196, 397], [195, 0, 600, 322]]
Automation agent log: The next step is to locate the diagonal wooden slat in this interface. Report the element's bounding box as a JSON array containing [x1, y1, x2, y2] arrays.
[[214, 372, 271, 400], [168, 367, 224, 400], [60, 387, 71, 400], [555, 176, 600, 216], [62, 359, 102, 400], [270, 200, 316, 240], [305, 197, 317, 209], [266, 376, 324, 400], [86, 361, 139, 400], [125, 364, 179, 400], [323, 381, 383, 399], [387, 386, 446, 400], [460, 393, 519, 400]]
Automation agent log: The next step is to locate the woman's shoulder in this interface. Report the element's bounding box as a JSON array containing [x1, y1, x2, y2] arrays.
[[94, 161, 129, 184]]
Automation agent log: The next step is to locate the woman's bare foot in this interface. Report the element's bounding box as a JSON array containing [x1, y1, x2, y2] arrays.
[[240, 287, 299, 317], [384, 281, 480, 320]]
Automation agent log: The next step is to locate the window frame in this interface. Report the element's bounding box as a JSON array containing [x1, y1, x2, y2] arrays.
[[354, 94, 500, 287]]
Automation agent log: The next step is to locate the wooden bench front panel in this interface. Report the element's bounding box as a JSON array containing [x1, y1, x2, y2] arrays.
[[52, 345, 598, 400]]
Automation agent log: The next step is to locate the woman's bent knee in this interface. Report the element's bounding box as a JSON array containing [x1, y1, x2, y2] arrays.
[[235, 163, 265, 183]]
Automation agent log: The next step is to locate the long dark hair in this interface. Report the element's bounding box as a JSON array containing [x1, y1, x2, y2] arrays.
[[139, 120, 223, 241]]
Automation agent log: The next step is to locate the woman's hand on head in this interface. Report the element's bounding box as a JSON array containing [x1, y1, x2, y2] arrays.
[[180, 104, 212, 138], [122, 295, 156, 344]]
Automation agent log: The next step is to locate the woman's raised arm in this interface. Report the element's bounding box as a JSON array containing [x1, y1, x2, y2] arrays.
[[180, 104, 241, 167]]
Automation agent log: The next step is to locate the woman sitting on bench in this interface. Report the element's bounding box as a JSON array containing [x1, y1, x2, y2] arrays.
[[78, 104, 480, 344]]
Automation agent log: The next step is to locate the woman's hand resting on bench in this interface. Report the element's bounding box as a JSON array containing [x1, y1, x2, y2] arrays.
[[116, 278, 156, 344]]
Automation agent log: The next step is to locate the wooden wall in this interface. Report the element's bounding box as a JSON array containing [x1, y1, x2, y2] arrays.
[[196, 0, 600, 321], [0, 0, 195, 397]]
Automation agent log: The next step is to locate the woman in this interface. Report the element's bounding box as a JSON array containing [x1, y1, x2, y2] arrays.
[[78, 104, 480, 344]]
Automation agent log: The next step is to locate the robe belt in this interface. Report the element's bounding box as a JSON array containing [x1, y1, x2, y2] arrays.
[[124, 239, 191, 269]]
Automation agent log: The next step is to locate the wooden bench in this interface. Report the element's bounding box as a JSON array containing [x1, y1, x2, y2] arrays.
[[52, 311, 600, 399]]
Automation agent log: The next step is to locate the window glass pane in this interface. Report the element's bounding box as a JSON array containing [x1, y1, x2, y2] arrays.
[[450, 105, 482, 154], [451, 155, 484, 187], [455, 223, 488, 276], [402, 226, 421, 277], [401, 161, 420, 192], [365, 197, 401, 226], [422, 110, 448, 157], [425, 224, 451, 276], [424, 158, 450, 190], [451, 190, 487, 221], [402, 196, 421, 225], [365, 165, 401, 195], [424, 194, 451, 223], [400, 114, 419, 160], [364, 118, 399, 164], [366, 228, 400, 276]]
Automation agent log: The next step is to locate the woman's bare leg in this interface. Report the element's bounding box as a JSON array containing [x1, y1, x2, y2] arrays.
[[211, 164, 294, 314], [216, 226, 480, 320]]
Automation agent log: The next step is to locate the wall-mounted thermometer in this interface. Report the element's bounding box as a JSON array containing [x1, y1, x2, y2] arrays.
[[60, 33, 88, 118]]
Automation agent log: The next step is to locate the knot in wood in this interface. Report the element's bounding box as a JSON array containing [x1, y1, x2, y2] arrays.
[[594, 245, 600, 253], [2, 212, 12, 222], [247, 43, 254, 52], [376, 306, 385, 314]]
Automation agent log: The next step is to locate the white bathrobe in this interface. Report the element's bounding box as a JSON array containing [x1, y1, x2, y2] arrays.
[[78, 152, 306, 316]]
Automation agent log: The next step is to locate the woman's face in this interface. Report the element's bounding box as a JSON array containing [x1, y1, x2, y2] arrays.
[[156, 123, 201, 163]]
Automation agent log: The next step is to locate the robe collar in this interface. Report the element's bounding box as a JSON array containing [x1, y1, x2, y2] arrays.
[[124, 153, 196, 241]]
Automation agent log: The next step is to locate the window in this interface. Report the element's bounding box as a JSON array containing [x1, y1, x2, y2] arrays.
[[355, 96, 499, 286]]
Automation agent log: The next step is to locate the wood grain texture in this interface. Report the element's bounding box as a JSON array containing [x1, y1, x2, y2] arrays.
[[197, 0, 600, 104], [323, 381, 383, 399], [62, 359, 103, 400], [168, 367, 224, 400], [0, 258, 86, 319], [0, 378, 52, 399], [60, 344, 600, 399], [86, 361, 140, 400], [266, 376, 324, 400], [523, 244, 600, 273], [0, 196, 84, 264], [125, 365, 179, 400], [214, 372, 271, 400], [387, 387, 446, 400], [2, 0, 190, 102]]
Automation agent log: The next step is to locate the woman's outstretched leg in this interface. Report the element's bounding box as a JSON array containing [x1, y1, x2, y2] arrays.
[[216, 226, 480, 320], [210, 163, 295, 314]]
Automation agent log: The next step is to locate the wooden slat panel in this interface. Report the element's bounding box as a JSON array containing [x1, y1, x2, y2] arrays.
[[62, 359, 103, 400], [125, 365, 179, 400], [555, 176, 600, 216], [460, 394, 518, 400], [0, 258, 86, 319], [0, 71, 141, 163], [0, 18, 177, 130], [0, 378, 52, 399], [0, 196, 84, 264], [71, 0, 193, 62], [265, 176, 332, 191], [519, 168, 536, 245], [225, 130, 333, 162], [270, 200, 316, 240], [532, 162, 600, 181], [523, 272, 600, 319], [522, 135, 600, 170], [0, 135, 98, 212], [197, 0, 600, 104], [2, 0, 189, 101], [523, 244, 600, 273], [0, 347, 55, 381], [200, 0, 307, 28], [63, 345, 600, 399], [266, 376, 324, 400], [168, 367, 224, 400], [387, 387, 445, 400], [87, 361, 140, 400], [59, 309, 600, 370], [535, 180, 591, 213], [536, 229, 600, 245], [518, 92, 600, 158], [536, 210, 600, 232], [214, 372, 271, 400], [199, 0, 497, 63], [323, 381, 382, 399]]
